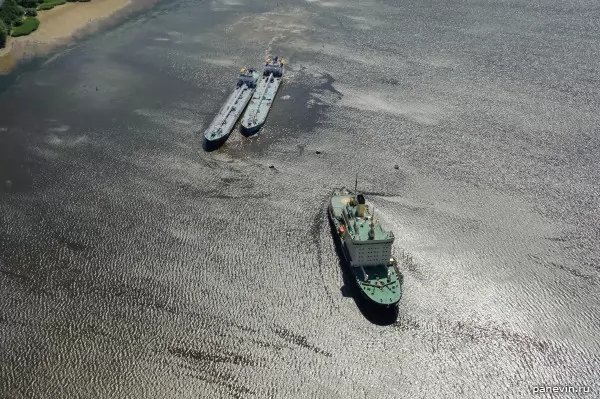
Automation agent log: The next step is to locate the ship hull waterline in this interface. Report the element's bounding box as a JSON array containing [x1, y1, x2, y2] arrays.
[[203, 130, 233, 151], [240, 121, 262, 136]]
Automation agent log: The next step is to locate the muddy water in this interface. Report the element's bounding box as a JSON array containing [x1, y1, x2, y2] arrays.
[[0, 0, 598, 397]]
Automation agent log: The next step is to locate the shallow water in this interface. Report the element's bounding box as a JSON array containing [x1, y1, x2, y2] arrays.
[[1, 0, 599, 397]]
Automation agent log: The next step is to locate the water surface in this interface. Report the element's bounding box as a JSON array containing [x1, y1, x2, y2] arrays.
[[1, 0, 599, 397]]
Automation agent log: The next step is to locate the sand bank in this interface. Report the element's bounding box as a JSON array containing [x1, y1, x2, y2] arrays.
[[0, 0, 132, 73]]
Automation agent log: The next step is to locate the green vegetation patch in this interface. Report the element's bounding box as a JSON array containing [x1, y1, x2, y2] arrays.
[[10, 16, 39, 36], [0, 0, 23, 27], [17, 0, 41, 8], [0, 20, 8, 48], [37, 0, 66, 10]]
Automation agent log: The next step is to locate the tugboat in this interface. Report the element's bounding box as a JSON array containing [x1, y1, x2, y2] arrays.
[[328, 178, 403, 307], [240, 51, 285, 136], [203, 67, 260, 151]]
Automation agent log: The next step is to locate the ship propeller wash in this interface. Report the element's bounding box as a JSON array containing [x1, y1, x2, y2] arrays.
[[203, 67, 260, 150], [240, 52, 285, 135], [328, 177, 403, 307]]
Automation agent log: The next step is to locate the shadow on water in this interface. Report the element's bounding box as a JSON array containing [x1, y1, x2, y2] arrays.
[[328, 217, 399, 326]]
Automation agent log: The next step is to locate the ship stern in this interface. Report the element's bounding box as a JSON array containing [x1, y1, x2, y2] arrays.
[[203, 131, 231, 152], [240, 121, 262, 136]]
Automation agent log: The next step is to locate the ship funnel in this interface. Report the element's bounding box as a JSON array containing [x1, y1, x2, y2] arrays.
[[357, 194, 366, 217]]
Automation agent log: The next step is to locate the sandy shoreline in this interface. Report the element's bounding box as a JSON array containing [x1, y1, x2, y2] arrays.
[[0, 0, 132, 73]]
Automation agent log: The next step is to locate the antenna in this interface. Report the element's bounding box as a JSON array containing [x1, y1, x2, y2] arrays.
[[368, 205, 375, 239], [354, 173, 358, 193]]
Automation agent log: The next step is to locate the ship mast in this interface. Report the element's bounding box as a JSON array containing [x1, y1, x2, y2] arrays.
[[371, 207, 374, 227], [354, 173, 358, 194], [368, 206, 375, 239]]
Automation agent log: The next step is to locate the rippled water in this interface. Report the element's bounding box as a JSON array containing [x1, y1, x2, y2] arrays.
[[1, 0, 599, 397]]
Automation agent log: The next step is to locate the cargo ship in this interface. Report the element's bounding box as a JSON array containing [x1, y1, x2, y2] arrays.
[[203, 67, 260, 151], [240, 52, 285, 136]]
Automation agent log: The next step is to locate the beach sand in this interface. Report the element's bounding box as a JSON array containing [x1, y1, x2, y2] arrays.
[[0, 0, 132, 73]]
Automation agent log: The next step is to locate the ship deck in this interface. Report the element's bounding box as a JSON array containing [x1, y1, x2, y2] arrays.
[[330, 192, 392, 242], [242, 76, 282, 125], [356, 263, 402, 306], [205, 85, 254, 140]]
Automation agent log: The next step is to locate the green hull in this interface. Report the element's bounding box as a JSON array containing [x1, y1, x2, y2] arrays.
[[329, 189, 403, 307]]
